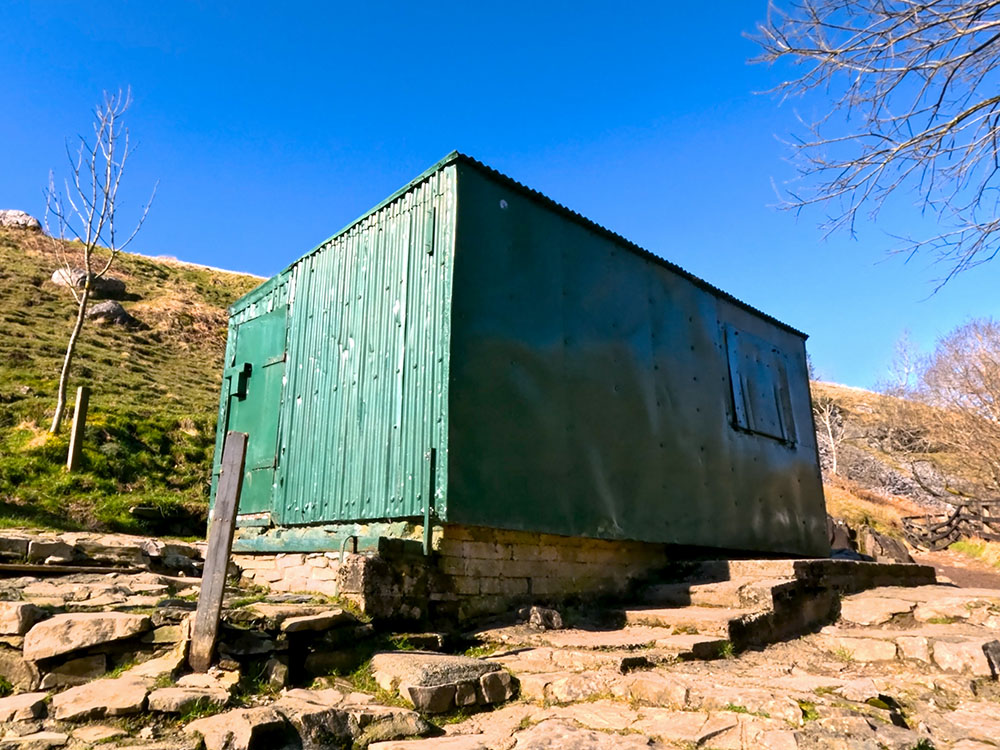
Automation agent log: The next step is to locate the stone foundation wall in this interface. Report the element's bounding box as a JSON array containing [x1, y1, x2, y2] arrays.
[[232, 552, 342, 597], [433, 525, 669, 620], [231, 524, 671, 623]]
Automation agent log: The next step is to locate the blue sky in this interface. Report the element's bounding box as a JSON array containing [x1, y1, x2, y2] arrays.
[[2, 1, 997, 388]]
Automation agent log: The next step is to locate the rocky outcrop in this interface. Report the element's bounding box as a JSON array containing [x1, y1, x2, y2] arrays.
[[85, 300, 139, 327], [50, 268, 126, 299], [0, 210, 41, 231]]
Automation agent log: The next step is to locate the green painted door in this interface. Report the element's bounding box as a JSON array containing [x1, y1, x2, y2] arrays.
[[225, 308, 287, 518]]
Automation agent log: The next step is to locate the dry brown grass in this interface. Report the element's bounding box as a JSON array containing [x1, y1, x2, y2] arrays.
[[823, 475, 924, 537]]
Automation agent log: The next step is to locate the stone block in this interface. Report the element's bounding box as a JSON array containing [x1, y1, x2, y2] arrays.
[[897, 635, 932, 663], [0, 535, 29, 559], [454, 680, 478, 706], [184, 706, 288, 750], [933, 639, 993, 676], [252, 568, 285, 583], [281, 609, 356, 633], [452, 576, 481, 595], [0, 647, 40, 691], [405, 684, 456, 713], [39, 654, 106, 688], [26, 540, 76, 564], [275, 553, 306, 569], [0, 692, 48, 722], [309, 566, 339, 581], [478, 670, 516, 704], [0, 602, 44, 636], [822, 635, 897, 662]]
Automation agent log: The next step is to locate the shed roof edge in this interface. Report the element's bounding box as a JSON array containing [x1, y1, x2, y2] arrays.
[[229, 151, 808, 340]]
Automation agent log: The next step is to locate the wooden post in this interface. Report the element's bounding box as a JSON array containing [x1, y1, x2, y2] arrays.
[[66, 386, 90, 471], [189, 431, 247, 672]]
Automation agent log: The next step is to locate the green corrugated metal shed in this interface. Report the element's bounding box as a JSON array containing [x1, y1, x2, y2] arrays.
[[212, 152, 829, 557]]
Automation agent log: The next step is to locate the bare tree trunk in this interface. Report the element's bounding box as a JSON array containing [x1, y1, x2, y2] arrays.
[[824, 414, 838, 477], [51, 284, 90, 435], [44, 88, 155, 437]]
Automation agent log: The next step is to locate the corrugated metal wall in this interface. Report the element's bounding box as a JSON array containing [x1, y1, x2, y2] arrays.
[[446, 163, 828, 557], [215, 165, 455, 526], [214, 153, 826, 557]]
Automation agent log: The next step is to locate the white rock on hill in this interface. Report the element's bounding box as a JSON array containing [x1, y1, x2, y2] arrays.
[[0, 209, 41, 230]]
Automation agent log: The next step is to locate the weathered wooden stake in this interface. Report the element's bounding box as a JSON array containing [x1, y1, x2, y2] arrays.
[[189, 431, 247, 672], [66, 385, 90, 472]]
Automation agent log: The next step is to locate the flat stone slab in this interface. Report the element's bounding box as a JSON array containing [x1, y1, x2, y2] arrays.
[[71, 725, 127, 743], [510, 718, 651, 749], [50, 675, 150, 721], [280, 609, 356, 633], [372, 651, 502, 691], [227, 603, 336, 631], [22, 612, 151, 660], [540, 626, 688, 650], [0, 731, 69, 749], [619, 605, 750, 636], [0, 692, 47, 722], [839, 596, 915, 626], [369, 737, 489, 750], [148, 686, 230, 713]]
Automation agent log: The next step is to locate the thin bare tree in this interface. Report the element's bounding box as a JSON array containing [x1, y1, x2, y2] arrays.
[[813, 396, 844, 475], [45, 87, 157, 435], [917, 319, 1000, 495], [753, 1, 1000, 286]]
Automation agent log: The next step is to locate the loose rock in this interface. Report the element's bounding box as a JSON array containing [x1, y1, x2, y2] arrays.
[[86, 300, 138, 326], [0, 603, 44, 637], [0, 210, 41, 231], [183, 706, 289, 750], [22, 612, 151, 661], [0, 693, 47, 723], [50, 269, 126, 299]]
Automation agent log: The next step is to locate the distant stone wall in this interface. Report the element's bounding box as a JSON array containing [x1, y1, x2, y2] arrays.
[[231, 524, 670, 624]]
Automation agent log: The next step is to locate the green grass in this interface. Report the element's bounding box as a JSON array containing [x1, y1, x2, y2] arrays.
[[798, 700, 820, 722], [950, 538, 1000, 570], [0, 675, 13, 697], [346, 659, 411, 708], [722, 703, 770, 718], [463, 643, 498, 659], [0, 228, 260, 533], [716, 641, 735, 659]]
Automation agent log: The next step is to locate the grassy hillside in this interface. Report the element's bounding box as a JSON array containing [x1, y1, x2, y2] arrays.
[[0, 227, 261, 533]]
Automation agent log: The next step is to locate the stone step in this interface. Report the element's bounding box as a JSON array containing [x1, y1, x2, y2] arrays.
[[640, 577, 795, 609], [619, 606, 752, 638], [662, 559, 936, 592], [815, 625, 999, 677]]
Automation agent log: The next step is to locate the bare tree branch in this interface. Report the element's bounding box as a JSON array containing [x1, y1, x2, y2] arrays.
[[752, 1, 1000, 286]]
